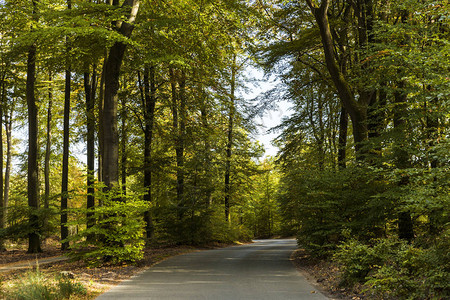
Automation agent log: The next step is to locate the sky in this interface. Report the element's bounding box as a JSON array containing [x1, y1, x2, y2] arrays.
[[241, 67, 292, 158]]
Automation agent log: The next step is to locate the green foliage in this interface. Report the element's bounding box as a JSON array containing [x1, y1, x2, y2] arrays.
[[66, 185, 147, 266], [335, 235, 450, 299], [278, 166, 392, 257], [1, 269, 86, 300], [56, 274, 86, 299]]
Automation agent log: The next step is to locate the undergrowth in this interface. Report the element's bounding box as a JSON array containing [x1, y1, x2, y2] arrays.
[[1, 268, 86, 300]]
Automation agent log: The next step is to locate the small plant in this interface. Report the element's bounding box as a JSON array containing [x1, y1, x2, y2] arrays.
[[66, 184, 148, 266], [6, 269, 54, 300], [57, 274, 86, 299], [3, 268, 87, 300]]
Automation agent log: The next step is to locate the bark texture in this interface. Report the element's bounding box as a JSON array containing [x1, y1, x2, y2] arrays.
[[26, 19, 41, 253]]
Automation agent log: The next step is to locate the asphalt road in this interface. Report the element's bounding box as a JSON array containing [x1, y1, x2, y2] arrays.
[[96, 239, 329, 300]]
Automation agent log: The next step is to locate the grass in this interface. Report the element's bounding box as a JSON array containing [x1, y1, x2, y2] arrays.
[[0, 268, 88, 300]]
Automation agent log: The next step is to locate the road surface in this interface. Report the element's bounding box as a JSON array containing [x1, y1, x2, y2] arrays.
[[96, 239, 328, 299]]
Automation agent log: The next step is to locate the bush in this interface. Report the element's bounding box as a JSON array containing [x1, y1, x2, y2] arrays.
[[335, 236, 450, 299], [57, 274, 86, 299], [66, 186, 148, 266]]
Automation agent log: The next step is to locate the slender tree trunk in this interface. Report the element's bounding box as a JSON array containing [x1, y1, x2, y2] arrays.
[[338, 106, 348, 169], [61, 67, 71, 251], [169, 69, 186, 219], [4, 108, 12, 230], [178, 71, 186, 217], [84, 67, 97, 234], [44, 73, 52, 210], [317, 95, 325, 170], [199, 87, 212, 207], [27, 1, 41, 253], [98, 60, 105, 185], [120, 95, 127, 196], [394, 82, 414, 242], [426, 93, 440, 234], [0, 73, 5, 251], [143, 65, 157, 241], [225, 62, 236, 223]]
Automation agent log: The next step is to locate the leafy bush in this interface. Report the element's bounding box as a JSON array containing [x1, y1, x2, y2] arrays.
[[334, 239, 380, 285], [66, 185, 148, 266], [335, 235, 450, 299]]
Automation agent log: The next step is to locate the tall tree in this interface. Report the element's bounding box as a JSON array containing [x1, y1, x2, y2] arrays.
[[169, 67, 186, 218], [305, 0, 369, 157], [27, 0, 42, 254], [102, 0, 140, 191], [0, 69, 5, 252], [84, 66, 97, 234], [142, 65, 157, 241], [44, 72, 52, 211], [224, 58, 237, 223]]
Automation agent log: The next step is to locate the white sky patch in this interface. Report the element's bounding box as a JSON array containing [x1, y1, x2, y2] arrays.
[[241, 66, 292, 158]]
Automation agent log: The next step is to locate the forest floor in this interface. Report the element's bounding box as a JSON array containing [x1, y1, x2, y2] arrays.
[[292, 249, 366, 300]]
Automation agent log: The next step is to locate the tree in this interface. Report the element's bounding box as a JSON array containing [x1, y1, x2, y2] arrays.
[[102, 0, 140, 192], [26, 0, 42, 254]]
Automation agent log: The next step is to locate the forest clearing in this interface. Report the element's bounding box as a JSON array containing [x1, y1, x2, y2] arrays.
[[0, 0, 449, 299]]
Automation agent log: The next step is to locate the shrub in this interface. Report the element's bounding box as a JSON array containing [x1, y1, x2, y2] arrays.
[[66, 185, 148, 266], [57, 274, 86, 299], [335, 236, 450, 299]]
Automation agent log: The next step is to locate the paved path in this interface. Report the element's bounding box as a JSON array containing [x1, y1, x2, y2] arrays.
[[97, 239, 328, 299], [0, 256, 68, 273]]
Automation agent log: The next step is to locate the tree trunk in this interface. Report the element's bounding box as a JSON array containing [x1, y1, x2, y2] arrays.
[[199, 86, 212, 207], [394, 82, 414, 242], [338, 106, 348, 169], [143, 65, 157, 241], [98, 60, 105, 185], [225, 61, 236, 223], [0, 73, 5, 251], [102, 0, 140, 192], [84, 68, 96, 234], [306, 0, 369, 157], [120, 94, 127, 196], [61, 67, 71, 251], [3, 108, 12, 232], [169, 68, 186, 219], [44, 72, 52, 210], [26, 1, 41, 252]]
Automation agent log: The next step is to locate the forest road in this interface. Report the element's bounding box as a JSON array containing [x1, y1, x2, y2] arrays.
[[96, 239, 329, 300]]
